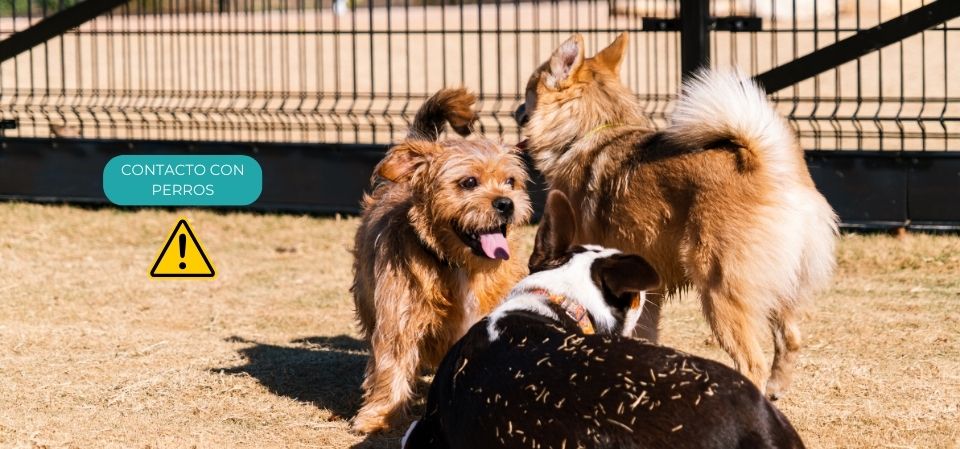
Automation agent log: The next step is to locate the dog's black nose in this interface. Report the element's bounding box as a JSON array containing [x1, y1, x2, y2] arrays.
[[513, 104, 528, 127], [492, 197, 514, 217]]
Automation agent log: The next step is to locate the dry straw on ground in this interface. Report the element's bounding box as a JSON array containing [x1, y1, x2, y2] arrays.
[[0, 203, 958, 448]]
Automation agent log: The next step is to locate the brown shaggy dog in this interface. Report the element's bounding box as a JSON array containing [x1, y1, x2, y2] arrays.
[[515, 33, 838, 399], [351, 88, 532, 433]]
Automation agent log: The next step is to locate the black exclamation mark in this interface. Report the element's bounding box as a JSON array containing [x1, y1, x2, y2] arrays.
[[178, 234, 187, 270]]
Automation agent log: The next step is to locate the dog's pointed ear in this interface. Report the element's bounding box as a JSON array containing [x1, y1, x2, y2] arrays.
[[529, 190, 578, 272], [595, 32, 628, 74], [590, 254, 660, 311], [376, 141, 440, 183], [546, 34, 585, 89]]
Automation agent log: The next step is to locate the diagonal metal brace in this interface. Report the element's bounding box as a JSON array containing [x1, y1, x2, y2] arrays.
[[755, 0, 960, 94], [0, 0, 131, 64]]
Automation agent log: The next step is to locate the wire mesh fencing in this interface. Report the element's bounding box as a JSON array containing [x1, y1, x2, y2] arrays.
[[705, 0, 960, 151], [0, 0, 957, 152]]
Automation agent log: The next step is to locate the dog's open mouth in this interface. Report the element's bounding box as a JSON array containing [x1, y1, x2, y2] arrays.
[[454, 223, 511, 260]]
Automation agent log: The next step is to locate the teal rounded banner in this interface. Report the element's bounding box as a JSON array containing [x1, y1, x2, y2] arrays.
[[103, 155, 262, 206]]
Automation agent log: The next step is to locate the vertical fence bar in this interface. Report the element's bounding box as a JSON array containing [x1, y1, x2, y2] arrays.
[[679, 0, 709, 79]]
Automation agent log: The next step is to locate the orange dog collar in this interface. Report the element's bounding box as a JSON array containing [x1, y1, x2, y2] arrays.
[[526, 287, 596, 335]]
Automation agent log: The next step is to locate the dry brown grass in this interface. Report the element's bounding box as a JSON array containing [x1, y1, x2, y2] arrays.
[[0, 202, 958, 448]]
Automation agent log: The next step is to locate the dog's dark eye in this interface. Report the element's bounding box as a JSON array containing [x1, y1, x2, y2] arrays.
[[506, 177, 516, 188], [459, 177, 478, 189]]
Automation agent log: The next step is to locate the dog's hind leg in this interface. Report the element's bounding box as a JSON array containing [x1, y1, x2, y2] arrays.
[[700, 286, 769, 392], [767, 304, 802, 400]]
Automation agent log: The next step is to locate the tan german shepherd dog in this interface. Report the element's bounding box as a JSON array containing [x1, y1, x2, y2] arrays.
[[515, 33, 838, 398]]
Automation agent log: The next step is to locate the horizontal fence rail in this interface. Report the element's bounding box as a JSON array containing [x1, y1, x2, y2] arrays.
[[3, 137, 959, 230]]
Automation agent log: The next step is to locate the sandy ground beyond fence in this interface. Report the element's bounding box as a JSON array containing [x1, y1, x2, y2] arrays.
[[0, 203, 958, 448]]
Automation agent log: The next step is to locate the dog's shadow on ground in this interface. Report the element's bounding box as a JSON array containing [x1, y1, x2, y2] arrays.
[[216, 335, 369, 419], [215, 335, 409, 449]]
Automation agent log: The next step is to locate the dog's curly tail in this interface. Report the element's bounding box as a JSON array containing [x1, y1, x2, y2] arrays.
[[408, 88, 478, 141], [663, 69, 797, 176]]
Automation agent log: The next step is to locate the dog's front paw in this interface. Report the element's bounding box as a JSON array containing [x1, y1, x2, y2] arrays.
[[351, 411, 390, 435]]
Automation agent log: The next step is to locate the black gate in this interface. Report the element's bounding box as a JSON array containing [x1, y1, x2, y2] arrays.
[[1, 0, 958, 228]]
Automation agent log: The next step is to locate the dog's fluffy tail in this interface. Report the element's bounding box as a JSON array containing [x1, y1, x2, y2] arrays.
[[408, 88, 477, 141], [664, 69, 797, 176], [666, 68, 838, 298]]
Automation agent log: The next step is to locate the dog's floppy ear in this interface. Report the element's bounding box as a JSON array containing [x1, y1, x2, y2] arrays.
[[546, 34, 584, 89], [595, 32, 628, 74], [529, 190, 578, 272], [375, 141, 441, 183], [590, 254, 659, 311]]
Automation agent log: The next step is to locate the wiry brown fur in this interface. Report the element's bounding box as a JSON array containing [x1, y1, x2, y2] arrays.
[[518, 33, 838, 398], [351, 88, 532, 433]]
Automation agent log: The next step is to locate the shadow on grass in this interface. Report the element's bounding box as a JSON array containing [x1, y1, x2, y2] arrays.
[[216, 334, 420, 449], [216, 334, 369, 420]]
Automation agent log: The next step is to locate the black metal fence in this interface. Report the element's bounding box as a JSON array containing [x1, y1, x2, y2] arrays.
[[5, 0, 665, 143], [2, 0, 956, 151], [1, 0, 959, 227]]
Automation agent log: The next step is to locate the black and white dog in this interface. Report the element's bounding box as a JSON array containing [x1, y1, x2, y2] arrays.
[[402, 191, 805, 449]]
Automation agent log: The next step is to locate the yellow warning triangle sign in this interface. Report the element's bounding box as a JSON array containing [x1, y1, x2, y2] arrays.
[[150, 219, 216, 278]]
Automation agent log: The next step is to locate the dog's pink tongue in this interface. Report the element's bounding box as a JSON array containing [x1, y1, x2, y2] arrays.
[[479, 232, 510, 260]]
